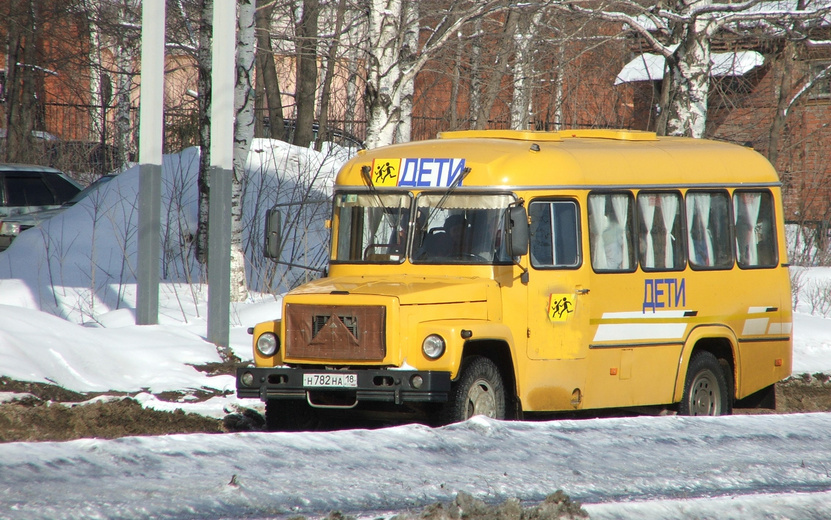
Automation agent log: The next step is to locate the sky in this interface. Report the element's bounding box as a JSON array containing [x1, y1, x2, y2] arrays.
[[0, 141, 830, 519]]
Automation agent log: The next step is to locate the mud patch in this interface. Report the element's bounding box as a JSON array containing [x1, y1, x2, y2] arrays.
[[0, 374, 829, 443], [0, 397, 223, 442], [775, 373, 831, 413], [0, 376, 223, 442]]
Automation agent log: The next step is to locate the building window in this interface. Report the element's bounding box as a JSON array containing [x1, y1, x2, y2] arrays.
[[809, 62, 831, 99]]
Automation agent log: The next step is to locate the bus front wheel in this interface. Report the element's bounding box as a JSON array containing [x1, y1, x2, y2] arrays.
[[439, 356, 506, 424], [679, 351, 732, 416]]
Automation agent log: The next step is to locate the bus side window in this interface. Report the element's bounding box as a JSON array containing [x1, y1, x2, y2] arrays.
[[529, 200, 580, 268], [637, 191, 685, 271], [686, 191, 734, 269], [734, 190, 778, 268], [588, 192, 636, 272]]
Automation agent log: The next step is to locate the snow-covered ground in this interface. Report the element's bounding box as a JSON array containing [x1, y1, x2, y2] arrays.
[[0, 141, 830, 519], [2, 413, 831, 520]]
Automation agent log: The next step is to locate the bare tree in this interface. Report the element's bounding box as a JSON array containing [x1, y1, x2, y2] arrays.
[[364, 0, 514, 148], [473, 10, 519, 130], [294, 0, 320, 147], [510, 8, 544, 130], [256, 0, 285, 140], [315, 0, 348, 150], [3, 0, 42, 163], [558, 0, 831, 137], [96, 0, 141, 172]]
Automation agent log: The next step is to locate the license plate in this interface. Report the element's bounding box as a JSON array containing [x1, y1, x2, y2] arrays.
[[303, 373, 358, 388]]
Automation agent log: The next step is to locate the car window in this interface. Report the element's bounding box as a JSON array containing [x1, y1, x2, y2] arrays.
[[4, 175, 56, 206], [43, 174, 81, 203]]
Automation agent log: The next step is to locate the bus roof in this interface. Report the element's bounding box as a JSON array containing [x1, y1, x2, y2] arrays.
[[335, 129, 781, 190]]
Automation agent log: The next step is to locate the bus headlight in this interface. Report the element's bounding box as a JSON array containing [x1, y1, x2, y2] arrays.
[[256, 332, 279, 357], [422, 334, 446, 360]]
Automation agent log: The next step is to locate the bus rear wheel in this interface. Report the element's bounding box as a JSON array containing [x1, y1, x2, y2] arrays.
[[679, 351, 732, 416], [439, 356, 506, 424]]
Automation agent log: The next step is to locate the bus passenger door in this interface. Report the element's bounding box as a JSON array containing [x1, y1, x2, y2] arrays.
[[526, 200, 590, 361]]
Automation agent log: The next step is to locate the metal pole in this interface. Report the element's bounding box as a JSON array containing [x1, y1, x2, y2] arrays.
[[207, 0, 236, 347], [136, 0, 165, 326]]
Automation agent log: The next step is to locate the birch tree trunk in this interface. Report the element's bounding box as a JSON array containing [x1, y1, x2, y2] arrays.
[[196, 0, 212, 264], [114, 2, 137, 171], [231, 0, 256, 302], [663, 14, 713, 138], [395, 1, 418, 143], [365, 0, 403, 149], [510, 9, 542, 130]]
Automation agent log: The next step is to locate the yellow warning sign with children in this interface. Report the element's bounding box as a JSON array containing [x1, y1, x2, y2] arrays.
[[548, 293, 575, 322]]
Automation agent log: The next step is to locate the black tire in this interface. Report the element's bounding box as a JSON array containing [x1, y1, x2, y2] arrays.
[[265, 399, 321, 431], [678, 351, 732, 416], [439, 356, 506, 424]]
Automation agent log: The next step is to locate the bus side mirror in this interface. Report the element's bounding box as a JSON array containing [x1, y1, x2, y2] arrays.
[[508, 206, 529, 257], [264, 208, 281, 259]]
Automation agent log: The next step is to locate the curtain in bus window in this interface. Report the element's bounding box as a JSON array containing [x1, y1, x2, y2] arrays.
[[734, 191, 776, 268], [589, 193, 632, 271], [588, 195, 608, 269], [638, 195, 657, 268], [688, 192, 733, 269], [611, 194, 631, 269], [688, 194, 714, 267], [736, 192, 762, 266], [660, 193, 679, 268]]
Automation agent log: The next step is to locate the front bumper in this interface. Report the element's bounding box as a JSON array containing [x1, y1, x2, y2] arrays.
[[236, 366, 451, 405]]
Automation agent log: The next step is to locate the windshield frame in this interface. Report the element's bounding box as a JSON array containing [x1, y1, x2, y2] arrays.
[[329, 189, 414, 265]]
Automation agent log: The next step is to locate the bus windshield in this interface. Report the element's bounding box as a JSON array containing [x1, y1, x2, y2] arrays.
[[412, 193, 515, 264], [331, 192, 515, 264]]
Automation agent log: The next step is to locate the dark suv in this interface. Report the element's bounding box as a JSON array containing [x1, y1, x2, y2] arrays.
[[0, 164, 82, 251]]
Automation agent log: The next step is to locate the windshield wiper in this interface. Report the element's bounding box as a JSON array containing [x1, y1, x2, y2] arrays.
[[425, 166, 472, 224]]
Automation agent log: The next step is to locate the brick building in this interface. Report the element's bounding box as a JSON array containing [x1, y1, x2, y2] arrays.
[[2, 7, 830, 249]]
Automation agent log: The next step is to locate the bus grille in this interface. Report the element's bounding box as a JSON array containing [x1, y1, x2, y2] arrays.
[[285, 304, 386, 361]]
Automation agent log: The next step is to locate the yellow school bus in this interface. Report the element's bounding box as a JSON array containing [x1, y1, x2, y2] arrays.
[[236, 129, 792, 430]]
